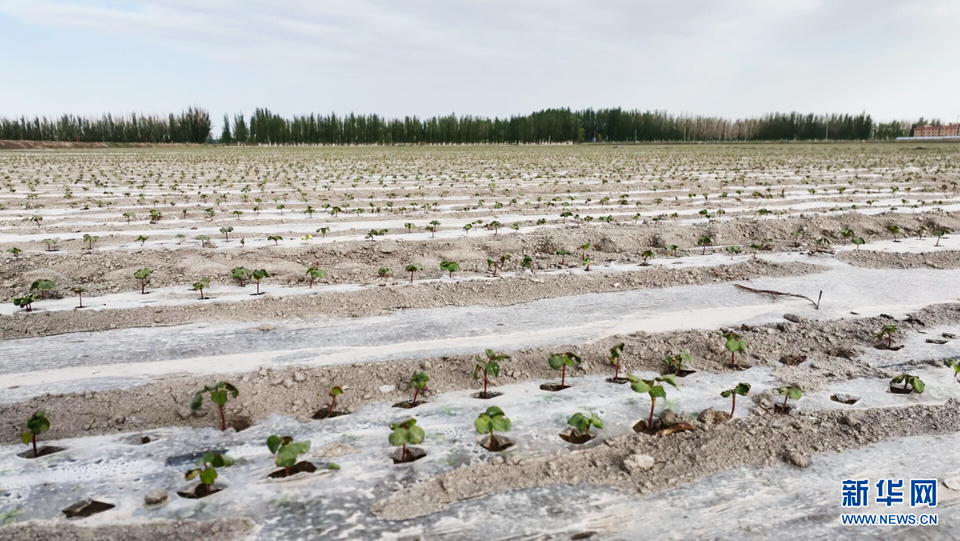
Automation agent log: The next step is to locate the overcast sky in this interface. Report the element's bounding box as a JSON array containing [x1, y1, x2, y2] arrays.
[[1, 0, 958, 127]]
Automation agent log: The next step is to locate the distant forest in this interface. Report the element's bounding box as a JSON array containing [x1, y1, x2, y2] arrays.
[[0, 106, 935, 145]]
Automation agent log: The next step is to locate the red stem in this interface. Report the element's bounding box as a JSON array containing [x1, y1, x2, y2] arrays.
[[141, 281, 145, 294], [648, 398, 656, 430], [730, 395, 737, 417], [561, 365, 566, 387], [483, 371, 489, 398], [32, 434, 38, 457], [412, 388, 419, 405], [401, 443, 408, 462], [78, 292, 83, 308], [256, 280, 261, 294], [218, 405, 226, 431], [328, 395, 336, 417], [614, 359, 620, 379]]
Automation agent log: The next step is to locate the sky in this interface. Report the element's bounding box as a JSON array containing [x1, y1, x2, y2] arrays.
[[1, 0, 958, 128]]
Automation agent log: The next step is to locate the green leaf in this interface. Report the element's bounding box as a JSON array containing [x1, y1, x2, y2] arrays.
[[330, 386, 343, 397], [721, 390, 733, 398], [660, 374, 679, 388], [910, 377, 925, 394], [734, 383, 751, 396], [725, 337, 748, 353], [490, 416, 512, 433], [548, 353, 565, 370], [781, 387, 803, 400], [484, 406, 504, 417], [630, 380, 651, 394], [223, 382, 239, 398], [276, 449, 298, 468], [388, 430, 406, 447], [649, 385, 667, 399], [267, 435, 282, 455], [199, 467, 217, 486], [210, 390, 227, 407], [568, 413, 589, 433], [590, 414, 604, 429], [474, 416, 492, 435], [326, 463, 340, 470], [26, 410, 50, 435], [410, 371, 430, 389], [408, 425, 425, 444], [190, 391, 204, 410], [20, 431, 32, 445], [184, 468, 201, 481]]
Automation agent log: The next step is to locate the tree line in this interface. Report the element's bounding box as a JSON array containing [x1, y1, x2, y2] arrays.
[[0, 108, 211, 144], [0, 106, 934, 145]]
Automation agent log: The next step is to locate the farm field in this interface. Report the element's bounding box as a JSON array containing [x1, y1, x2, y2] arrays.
[[2, 142, 960, 539]]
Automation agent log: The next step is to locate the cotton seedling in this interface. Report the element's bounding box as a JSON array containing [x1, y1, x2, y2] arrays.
[[326, 386, 343, 417], [12, 295, 36, 312], [70, 286, 87, 308], [306, 264, 327, 288], [877, 324, 897, 349], [721, 383, 751, 416], [405, 264, 422, 283], [190, 381, 240, 430], [184, 452, 234, 494], [548, 352, 581, 388], [474, 406, 512, 450], [944, 359, 960, 378], [474, 349, 509, 398], [608, 342, 626, 381], [266, 435, 311, 477], [439, 260, 460, 278], [30, 279, 55, 299], [252, 269, 270, 294], [192, 278, 210, 299], [724, 332, 747, 367], [20, 409, 50, 458], [408, 371, 430, 405], [662, 351, 694, 376], [697, 235, 712, 255], [134, 268, 153, 294], [629, 374, 678, 430], [388, 419, 425, 462], [567, 412, 603, 439], [776, 386, 802, 411], [889, 373, 925, 394], [229, 267, 251, 287]]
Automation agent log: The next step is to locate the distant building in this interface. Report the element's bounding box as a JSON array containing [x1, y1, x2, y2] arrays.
[[914, 124, 960, 138]]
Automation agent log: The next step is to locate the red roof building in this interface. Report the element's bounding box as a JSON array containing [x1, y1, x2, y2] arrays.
[[914, 124, 960, 138]]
